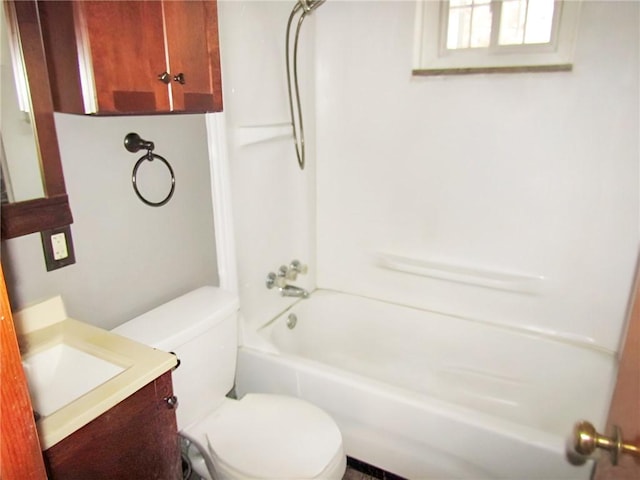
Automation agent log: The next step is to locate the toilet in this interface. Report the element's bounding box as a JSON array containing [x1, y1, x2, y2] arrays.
[[112, 287, 346, 480]]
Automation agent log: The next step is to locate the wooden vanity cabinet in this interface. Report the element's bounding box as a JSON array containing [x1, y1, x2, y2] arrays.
[[44, 371, 181, 480], [37, 0, 222, 115]]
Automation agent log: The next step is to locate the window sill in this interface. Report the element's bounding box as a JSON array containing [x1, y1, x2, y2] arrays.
[[412, 63, 573, 76]]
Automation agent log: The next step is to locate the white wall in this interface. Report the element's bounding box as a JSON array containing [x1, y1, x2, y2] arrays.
[[2, 113, 219, 329], [217, 0, 318, 331], [315, 1, 639, 352]]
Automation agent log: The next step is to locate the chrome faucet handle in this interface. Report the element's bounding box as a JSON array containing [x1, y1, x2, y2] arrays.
[[266, 272, 276, 289], [266, 272, 287, 289], [288, 260, 308, 280]]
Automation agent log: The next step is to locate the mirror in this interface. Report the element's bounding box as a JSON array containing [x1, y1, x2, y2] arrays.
[[1, 1, 44, 204], [0, 0, 72, 239]]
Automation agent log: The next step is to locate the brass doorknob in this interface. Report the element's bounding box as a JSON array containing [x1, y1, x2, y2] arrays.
[[572, 420, 640, 465]]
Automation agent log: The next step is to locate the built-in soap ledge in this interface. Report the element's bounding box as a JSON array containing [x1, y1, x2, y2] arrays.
[[374, 251, 545, 294], [234, 122, 292, 147], [14, 296, 177, 450]]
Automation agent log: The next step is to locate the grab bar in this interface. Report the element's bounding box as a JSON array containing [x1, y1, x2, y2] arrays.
[[374, 251, 545, 294]]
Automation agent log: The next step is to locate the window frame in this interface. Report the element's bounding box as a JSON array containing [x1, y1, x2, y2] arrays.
[[413, 0, 583, 75]]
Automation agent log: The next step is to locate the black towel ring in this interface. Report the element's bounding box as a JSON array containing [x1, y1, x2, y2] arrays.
[[132, 152, 175, 207], [124, 133, 175, 207]]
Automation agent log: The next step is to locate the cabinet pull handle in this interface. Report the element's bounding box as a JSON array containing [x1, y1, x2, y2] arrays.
[[173, 73, 185, 84], [158, 71, 171, 84], [164, 395, 178, 409]]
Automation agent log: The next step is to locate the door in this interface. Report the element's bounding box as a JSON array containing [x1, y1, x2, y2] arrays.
[[575, 260, 640, 478], [0, 265, 46, 479]]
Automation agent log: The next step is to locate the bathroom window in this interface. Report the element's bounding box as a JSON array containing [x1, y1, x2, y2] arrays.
[[413, 0, 582, 75]]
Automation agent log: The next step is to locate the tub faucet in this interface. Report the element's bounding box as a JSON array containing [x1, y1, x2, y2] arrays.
[[266, 260, 309, 299], [280, 285, 310, 298]]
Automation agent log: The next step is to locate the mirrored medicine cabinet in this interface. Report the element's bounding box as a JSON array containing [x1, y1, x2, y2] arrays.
[[1, 0, 73, 240]]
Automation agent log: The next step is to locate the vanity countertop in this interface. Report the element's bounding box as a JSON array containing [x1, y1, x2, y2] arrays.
[[14, 296, 177, 450]]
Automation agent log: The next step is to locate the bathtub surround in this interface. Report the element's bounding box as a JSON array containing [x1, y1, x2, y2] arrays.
[[217, 1, 639, 348], [221, 1, 638, 479], [216, 0, 317, 331], [315, 1, 638, 354]]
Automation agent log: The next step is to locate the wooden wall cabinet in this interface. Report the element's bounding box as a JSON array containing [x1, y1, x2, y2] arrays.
[[44, 371, 181, 480], [37, 0, 222, 115]]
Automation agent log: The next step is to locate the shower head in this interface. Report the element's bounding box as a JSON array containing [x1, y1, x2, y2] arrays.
[[298, 0, 326, 13]]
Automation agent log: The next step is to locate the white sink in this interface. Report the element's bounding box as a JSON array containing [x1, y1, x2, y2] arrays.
[[14, 295, 177, 449], [22, 343, 125, 418]]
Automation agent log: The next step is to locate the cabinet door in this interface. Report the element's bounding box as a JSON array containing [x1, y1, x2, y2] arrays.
[[163, 0, 223, 112], [77, 1, 170, 113], [39, 0, 222, 114], [44, 372, 181, 479]]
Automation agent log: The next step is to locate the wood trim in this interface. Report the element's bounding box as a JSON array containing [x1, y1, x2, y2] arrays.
[[11, 0, 66, 195], [1, 194, 73, 239], [0, 265, 47, 479]]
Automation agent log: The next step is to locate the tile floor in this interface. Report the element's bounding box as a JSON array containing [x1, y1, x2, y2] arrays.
[[345, 457, 407, 480], [342, 465, 378, 480], [184, 457, 405, 480]]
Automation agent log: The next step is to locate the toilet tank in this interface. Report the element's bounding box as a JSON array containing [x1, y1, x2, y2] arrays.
[[112, 287, 239, 430]]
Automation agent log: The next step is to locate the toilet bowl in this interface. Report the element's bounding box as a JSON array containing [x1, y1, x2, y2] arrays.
[[183, 394, 346, 480], [112, 287, 346, 480]]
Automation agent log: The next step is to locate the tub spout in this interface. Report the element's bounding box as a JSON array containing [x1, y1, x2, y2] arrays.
[[266, 264, 310, 299], [279, 285, 309, 298]]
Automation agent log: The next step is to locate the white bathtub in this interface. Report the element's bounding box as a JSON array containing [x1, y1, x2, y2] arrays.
[[236, 290, 616, 479]]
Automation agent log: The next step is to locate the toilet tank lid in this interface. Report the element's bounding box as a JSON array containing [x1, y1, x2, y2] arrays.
[[112, 287, 239, 351]]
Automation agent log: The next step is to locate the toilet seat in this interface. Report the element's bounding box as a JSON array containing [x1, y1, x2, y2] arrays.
[[183, 394, 345, 479]]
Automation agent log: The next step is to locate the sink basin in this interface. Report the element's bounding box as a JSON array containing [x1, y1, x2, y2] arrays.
[[22, 343, 125, 417], [14, 295, 177, 450]]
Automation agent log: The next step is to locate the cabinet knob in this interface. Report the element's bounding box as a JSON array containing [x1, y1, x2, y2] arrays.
[[158, 71, 171, 84], [158, 72, 185, 85], [173, 73, 185, 84], [164, 395, 178, 409]]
